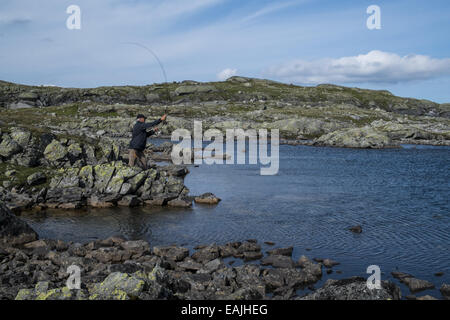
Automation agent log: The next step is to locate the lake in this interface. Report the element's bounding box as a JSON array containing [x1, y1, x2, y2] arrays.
[[22, 142, 450, 298]]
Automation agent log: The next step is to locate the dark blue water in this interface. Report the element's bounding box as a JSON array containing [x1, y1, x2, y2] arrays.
[[23, 143, 450, 298]]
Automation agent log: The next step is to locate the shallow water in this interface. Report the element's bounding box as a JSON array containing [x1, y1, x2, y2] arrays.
[[22, 142, 450, 298]]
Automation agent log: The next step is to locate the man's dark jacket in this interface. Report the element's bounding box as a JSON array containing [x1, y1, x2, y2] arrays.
[[129, 119, 161, 151]]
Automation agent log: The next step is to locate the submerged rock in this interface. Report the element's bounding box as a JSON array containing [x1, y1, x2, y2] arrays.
[[349, 225, 363, 234]]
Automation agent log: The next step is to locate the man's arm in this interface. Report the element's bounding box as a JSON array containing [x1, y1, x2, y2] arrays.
[[143, 115, 166, 129], [143, 119, 162, 129]]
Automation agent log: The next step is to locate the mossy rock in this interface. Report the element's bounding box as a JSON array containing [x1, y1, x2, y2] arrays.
[[44, 140, 68, 162]]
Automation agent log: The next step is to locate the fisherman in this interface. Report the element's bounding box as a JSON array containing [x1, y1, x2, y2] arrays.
[[129, 113, 167, 169]]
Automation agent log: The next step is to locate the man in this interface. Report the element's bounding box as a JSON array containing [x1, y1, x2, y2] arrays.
[[129, 113, 167, 169]]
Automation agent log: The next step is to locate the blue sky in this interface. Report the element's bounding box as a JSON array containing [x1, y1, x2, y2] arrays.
[[1, 0, 450, 102]]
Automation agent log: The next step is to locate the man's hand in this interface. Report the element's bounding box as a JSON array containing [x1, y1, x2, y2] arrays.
[[161, 114, 167, 121], [154, 127, 159, 132]]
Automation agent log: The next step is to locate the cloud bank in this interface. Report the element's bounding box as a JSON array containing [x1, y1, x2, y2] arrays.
[[265, 51, 450, 84], [217, 68, 237, 81]]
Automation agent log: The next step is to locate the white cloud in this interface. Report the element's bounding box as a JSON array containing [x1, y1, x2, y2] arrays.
[[217, 68, 237, 81], [241, 0, 308, 23], [265, 50, 450, 84]]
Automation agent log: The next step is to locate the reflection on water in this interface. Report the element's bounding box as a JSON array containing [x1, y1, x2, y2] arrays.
[[22, 143, 450, 298]]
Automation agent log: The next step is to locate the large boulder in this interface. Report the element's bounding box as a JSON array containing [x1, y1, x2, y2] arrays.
[[0, 134, 22, 158], [316, 126, 392, 149], [300, 277, 401, 300], [44, 140, 68, 162], [0, 201, 38, 245], [10, 128, 32, 148]]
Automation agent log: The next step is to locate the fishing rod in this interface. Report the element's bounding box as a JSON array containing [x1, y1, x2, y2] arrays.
[[122, 42, 174, 130]]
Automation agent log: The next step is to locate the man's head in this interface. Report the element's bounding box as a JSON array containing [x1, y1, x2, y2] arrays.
[[136, 114, 146, 123]]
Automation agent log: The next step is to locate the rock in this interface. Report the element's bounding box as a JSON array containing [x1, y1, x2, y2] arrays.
[[117, 195, 141, 207], [167, 198, 192, 208], [400, 277, 435, 293], [242, 251, 263, 262], [391, 271, 435, 293], [192, 245, 220, 263], [26, 172, 47, 186], [5, 170, 16, 177], [93, 163, 116, 193], [261, 255, 295, 268], [88, 195, 115, 208], [297, 256, 322, 277], [178, 258, 203, 272], [18, 91, 39, 101], [262, 269, 286, 292], [200, 258, 224, 273], [416, 295, 438, 300], [16, 284, 86, 300], [0, 202, 38, 245], [316, 126, 392, 149], [153, 245, 189, 262], [10, 128, 32, 147], [440, 284, 450, 300], [0, 135, 22, 158], [282, 268, 319, 288], [43, 140, 68, 162], [237, 241, 261, 253], [89, 272, 146, 300], [266, 246, 293, 257], [391, 271, 414, 281], [120, 240, 150, 256], [349, 225, 363, 234], [322, 259, 340, 268], [23, 239, 48, 249], [300, 277, 402, 300], [194, 193, 221, 205], [175, 85, 217, 96]]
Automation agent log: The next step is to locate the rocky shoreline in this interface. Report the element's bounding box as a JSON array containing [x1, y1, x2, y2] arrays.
[[2, 203, 448, 300]]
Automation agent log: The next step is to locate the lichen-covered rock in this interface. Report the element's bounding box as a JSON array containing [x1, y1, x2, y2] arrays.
[[78, 165, 95, 189], [10, 128, 32, 148], [0, 135, 22, 158], [94, 163, 116, 193], [15, 282, 87, 300], [316, 126, 392, 149], [88, 272, 146, 300], [43, 140, 68, 162], [105, 165, 142, 194]]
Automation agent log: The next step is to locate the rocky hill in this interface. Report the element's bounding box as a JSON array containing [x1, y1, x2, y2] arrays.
[[1, 76, 449, 150]]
